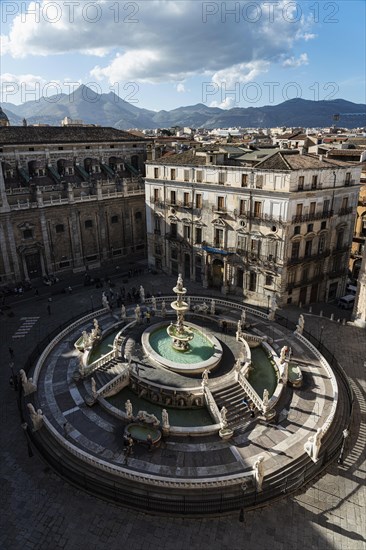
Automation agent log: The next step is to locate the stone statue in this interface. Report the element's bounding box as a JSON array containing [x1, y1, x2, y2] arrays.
[[305, 427, 323, 462], [262, 388, 269, 409], [135, 304, 141, 322], [253, 456, 265, 492], [102, 291, 109, 309], [237, 319, 242, 334], [90, 318, 101, 341], [187, 296, 191, 309], [120, 304, 126, 319], [162, 408, 170, 430], [125, 399, 133, 419], [177, 273, 184, 291], [280, 346, 288, 364], [202, 368, 210, 385], [296, 314, 305, 335], [161, 300, 166, 317], [220, 406, 228, 428], [82, 330, 91, 349], [282, 361, 289, 383], [151, 296, 156, 311], [210, 300, 216, 315], [135, 410, 160, 426], [139, 285, 145, 303], [241, 309, 246, 325], [27, 403, 44, 431], [91, 377, 97, 398], [19, 369, 36, 396]]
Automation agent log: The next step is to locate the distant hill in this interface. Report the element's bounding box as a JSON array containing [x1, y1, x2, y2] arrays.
[[2, 85, 366, 129]]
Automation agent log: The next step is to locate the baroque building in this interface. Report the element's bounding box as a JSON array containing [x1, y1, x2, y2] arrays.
[[145, 147, 361, 307], [0, 126, 150, 283]]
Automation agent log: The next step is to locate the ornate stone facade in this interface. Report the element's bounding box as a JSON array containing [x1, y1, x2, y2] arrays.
[[0, 127, 151, 283]]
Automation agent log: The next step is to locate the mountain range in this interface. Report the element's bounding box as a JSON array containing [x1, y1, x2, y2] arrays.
[[2, 85, 366, 130]]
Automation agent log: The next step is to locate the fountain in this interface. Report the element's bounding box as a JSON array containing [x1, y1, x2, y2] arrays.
[[141, 274, 223, 374], [166, 273, 193, 351]]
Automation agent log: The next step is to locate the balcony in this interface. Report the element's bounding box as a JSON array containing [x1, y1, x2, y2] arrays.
[[235, 210, 285, 225], [292, 210, 333, 223], [286, 273, 324, 291], [328, 268, 348, 279], [212, 205, 227, 214], [287, 249, 330, 266], [338, 206, 353, 216]]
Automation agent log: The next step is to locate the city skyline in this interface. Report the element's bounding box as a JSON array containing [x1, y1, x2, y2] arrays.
[[1, 0, 365, 110]]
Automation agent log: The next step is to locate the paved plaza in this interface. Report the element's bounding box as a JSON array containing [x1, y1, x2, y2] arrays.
[[1, 268, 365, 550]]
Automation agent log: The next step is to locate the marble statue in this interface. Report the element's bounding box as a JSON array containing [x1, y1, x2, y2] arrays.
[[281, 361, 289, 383], [296, 314, 305, 335], [262, 388, 269, 408], [280, 346, 288, 364], [102, 291, 109, 309], [27, 403, 44, 431], [268, 294, 278, 321], [125, 399, 133, 419], [210, 300, 216, 315], [202, 368, 210, 385], [91, 377, 97, 398], [220, 406, 228, 428], [139, 285, 145, 303], [162, 409, 170, 430], [161, 300, 166, 317], [237, 319, 242, 334], [177, 273, 184, 292], [135, 410, 160, 426], [187, 296, 191, 309], [253, 456, 265, 492], [19, 369, 36, 396], [90, 318, 101, 341], [305, 427, 323, 462], [82, 330, 92, 349], [135, 304, 141, 322], [120, 304, 126, 319], [151, 296, 156, 311], [241, 309, 246, 325]]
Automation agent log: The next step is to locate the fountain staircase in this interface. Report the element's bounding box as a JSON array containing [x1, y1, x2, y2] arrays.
[[211, 382, 256, 430], [93, 357, 126, 389]]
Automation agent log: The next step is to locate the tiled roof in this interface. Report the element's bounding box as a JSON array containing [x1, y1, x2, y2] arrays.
[[255, 151, 354, 170], [327, 149, 363, 157], [0, 126, 149, 145], [148, 150, 203, 166]]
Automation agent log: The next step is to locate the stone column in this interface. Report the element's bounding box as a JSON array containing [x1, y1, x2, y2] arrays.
[[69, 208, 84, 268], [0, 222, 12, 280], [221, 257, 229, 295], [39, 210, 53, 273], [5, 215, 21, 280]]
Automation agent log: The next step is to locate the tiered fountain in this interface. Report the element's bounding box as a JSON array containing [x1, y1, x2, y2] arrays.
[[141, 274, 223, 374], [166, 273, 194, 351]]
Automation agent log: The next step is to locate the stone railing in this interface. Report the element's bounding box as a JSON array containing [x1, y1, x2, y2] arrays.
[[81, 348, 119, 378], [241, 332, 267, 344], [33, 309, 107, 385], [203, 385, 221, 424], [42, 416, 254, 487], [294, 332, 338, 436], [97, 366, 130, 398], [237, 370, 263, 411]]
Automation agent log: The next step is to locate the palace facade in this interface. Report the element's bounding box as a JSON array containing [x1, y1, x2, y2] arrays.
[[0, 126, 151, 283]]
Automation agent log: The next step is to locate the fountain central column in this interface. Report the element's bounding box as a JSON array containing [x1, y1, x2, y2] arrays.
[[167, 274, 194, 351]]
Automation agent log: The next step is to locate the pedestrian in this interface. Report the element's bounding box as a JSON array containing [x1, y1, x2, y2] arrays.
[[242, 398, 248, 408], [34, 288, 39, 296], [146, 311, 151, 324], [249, 403, 255, 418], [9, 347, 14, 359], [135, 363, 140, 377], [47, 304, 51, 315], [67, 286, 72, 294]]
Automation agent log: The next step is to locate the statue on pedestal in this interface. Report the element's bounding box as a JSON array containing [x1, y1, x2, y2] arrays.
[[121, 304, 126, 320], [220, 406, 228, 428], [151, 296, 156, 311], [280, 346, 288, 364], [162, 409, 170, 430], [202, 368, 210, 386], [102, 291, 109, 309], [253, 456, 265, 492], [139, 285, 145, 303], [161, 300, 166, 317], [210, 300, 216, 315], [135, 304, 141, 322], [305, 427, 323, 462], [27, 403, 44, 431], [262, 388, 269, 409], [295, 314, 305, 335], [125, 399, 133, 419], [177, 273, 184, 292], [19, 369, 37, 396]]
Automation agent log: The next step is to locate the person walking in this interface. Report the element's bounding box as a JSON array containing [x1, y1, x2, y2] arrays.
[[249, 403, 255, 418], [9, 347, 15, 359]]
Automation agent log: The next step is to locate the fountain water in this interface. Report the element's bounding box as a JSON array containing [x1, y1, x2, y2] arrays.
[[166, 273, 193, 351]]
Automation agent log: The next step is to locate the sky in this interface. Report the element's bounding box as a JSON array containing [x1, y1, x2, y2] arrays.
[[0, 0, 365, 111]]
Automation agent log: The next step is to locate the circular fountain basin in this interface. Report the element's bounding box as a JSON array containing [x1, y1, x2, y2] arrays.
[[141, 321, 223, 374], [126, 423, 161, 445]]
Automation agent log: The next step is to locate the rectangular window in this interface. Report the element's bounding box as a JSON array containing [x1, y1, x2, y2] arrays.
[[241, 174, 248, 187], [195, 227, 202, 244], [111, 215, 118, 224], [311, 175, 318, 189], [237, 235, 246, 251], [217, 196, 225, 211], [254, 201, 262, 217], [154, 167, 159, 178], [153, 189, 159, 202], [265, 275, 273, 286], [341, 197, 349, 209], [214, 228, 224, 248], [291, 242, 300, 259], [171, 223, 177, 238], [195, 194, 202, 208], [183, 225, 191, 240], [239, 199, 246, 215], [318, 234, 325, 254], [55, 224, 64, 233], [184, 170, 190, 182], [298, 176, 304, 190], [345, 172, 351, 186], [249, 272, 257, 291], [256, 175, 263, 189], [196, 170, 202, 183], [309, 202, 316, 215], [294, 226, 300, 235], [171, 169, 176, 180], [296, 203, 303, 217], [184, 192, 190, 207], [218, 172, 226, 185], [23, 229, 33, 240], [171, 248, 178, 260], [323, 199, 330, 214], [304, 240, 312, 257], [85, 220, 93, 228], [170, 190, 176, 205]]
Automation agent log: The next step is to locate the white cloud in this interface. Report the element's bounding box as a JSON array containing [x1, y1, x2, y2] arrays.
[[282, 53, 309, 68], [2, 0, 313, 87], [176, 83, 186, 93]]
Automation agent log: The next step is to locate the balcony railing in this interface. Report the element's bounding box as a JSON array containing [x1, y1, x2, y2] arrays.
[[286, 273, 324, 291], [292, 210, 333, 223], [328, 268, 348, 279], [338, 206, 353, 216], [212, 205, 227, 214], [287, 249, 330, 266]]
